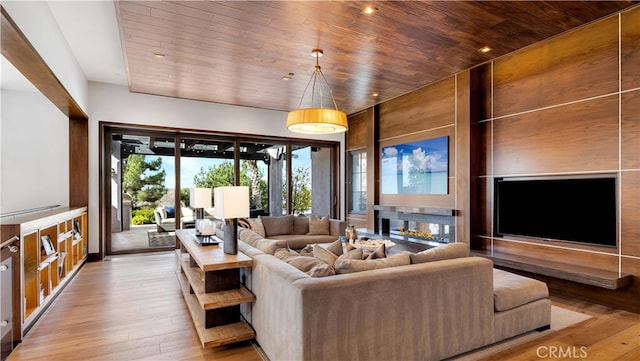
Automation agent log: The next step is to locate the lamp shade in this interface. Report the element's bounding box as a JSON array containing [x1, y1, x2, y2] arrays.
[[214, 186, 250, 219], [287, 108, 348, 134], [286, 48, 348, 135], [190, 188, 212, 208]]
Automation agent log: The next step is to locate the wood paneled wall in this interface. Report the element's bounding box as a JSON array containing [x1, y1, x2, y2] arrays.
[[346, 5, 639, 312], [474, 6, 640, 312], [347, 75, 473, 243], [378, 77, 458, 211]]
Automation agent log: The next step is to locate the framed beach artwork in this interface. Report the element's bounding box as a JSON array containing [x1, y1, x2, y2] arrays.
[[381, 136, 449, 195]]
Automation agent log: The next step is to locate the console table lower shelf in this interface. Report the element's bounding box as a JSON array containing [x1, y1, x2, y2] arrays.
[[175, 229, 255, 348]]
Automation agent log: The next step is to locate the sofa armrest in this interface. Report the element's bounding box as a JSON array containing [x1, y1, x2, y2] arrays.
[[329, 219, 345, 237]]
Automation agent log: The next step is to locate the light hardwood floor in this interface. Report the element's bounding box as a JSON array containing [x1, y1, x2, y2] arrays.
[[7, 252, 640, 361]]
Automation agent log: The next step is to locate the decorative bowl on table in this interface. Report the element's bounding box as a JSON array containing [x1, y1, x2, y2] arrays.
[[352, 239, 396, 251]]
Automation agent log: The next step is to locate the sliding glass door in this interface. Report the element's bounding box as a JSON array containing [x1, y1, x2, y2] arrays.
[[109, 132, 177, 253], [102, 124, 339, 256]]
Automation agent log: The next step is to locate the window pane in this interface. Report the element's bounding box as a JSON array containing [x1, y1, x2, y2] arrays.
[[239, 142, 271, 217], [350, 151, 367, 213], [179, 138, 235, 226]]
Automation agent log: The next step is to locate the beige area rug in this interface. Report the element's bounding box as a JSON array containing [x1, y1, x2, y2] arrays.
[[447, 305, 592, 360], [147, 230, 176, 247]]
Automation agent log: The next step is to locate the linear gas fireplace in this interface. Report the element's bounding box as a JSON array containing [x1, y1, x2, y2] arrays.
[[371, 205, 456, 247]]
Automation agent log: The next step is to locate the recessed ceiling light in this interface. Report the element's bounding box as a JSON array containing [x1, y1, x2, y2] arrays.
[[281, 72, 295, 81], [154, 53, 166, 59], [478, 46, 492, 53], [361, 5, 378, 15], [372, 92, 379, 97]]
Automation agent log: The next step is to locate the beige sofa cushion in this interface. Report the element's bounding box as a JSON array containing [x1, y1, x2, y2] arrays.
[[309, 215, 330, 235], [334, 254, 410, 274], [410, 242, 469, 264], [254, 239, 280, 255], [365, 244, 386, 260], [493, 268, 549, 311], [293, 216, 309, 235], [238, 227, 262, 247], [274, 248, 335, 277], [313, 245, 339, 266], [324, 239, 344, 256], [260, 215, 294, 237]]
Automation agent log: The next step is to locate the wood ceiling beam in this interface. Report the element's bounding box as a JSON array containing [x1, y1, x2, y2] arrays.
[[1, 6, 87, 120]]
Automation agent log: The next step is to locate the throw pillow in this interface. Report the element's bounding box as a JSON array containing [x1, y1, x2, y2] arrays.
[[325, 239, 344, 257], [285, 256, 335, 277], [238, 218, 251, 229], [334, 254, 411, 274], [409, 243, 470, 264], [260, 215, 294, 237], [336, 247, 363, 261], [164, 206, 175, 218], [365, 244, 386, 260], [274, 247, 299, 260], [247, 217, 266, 237], [299, 244, 314, 257], [308, 215, 330, 235], [313, 245, 339, 266]]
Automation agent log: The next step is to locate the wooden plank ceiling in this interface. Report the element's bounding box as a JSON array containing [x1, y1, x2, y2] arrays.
[[115, 1, 637, 116]]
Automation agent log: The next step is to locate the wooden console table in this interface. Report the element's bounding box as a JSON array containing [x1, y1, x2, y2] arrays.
[[175, 229, 255, 348]]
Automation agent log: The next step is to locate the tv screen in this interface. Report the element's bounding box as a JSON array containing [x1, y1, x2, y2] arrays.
[[494, 176, 617, 247]]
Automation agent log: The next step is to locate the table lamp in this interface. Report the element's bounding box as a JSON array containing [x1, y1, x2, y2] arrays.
[[190, 188, 212, 235], [214, 186, 249, 254]]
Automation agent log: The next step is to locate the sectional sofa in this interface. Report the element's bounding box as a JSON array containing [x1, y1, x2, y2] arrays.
[[234, 228, 551, 361], [237, 214, 345, 249]]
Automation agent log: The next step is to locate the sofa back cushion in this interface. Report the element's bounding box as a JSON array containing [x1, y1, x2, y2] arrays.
[[238, 227, 263, 247], [260, 215, 294, 237], [293, 216, 309, 235], [410, 243, 469, 264]]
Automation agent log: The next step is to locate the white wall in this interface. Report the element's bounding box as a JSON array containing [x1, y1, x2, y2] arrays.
[[88, 82, 345, 254], [0, 89, 69, 213], [2, 1, 89, 112]]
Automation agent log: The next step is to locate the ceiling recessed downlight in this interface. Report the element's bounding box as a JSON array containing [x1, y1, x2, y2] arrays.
[[361, 5, 378, 15]]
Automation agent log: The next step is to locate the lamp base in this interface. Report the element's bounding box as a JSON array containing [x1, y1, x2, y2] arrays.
[[223, 220, 238, 255]]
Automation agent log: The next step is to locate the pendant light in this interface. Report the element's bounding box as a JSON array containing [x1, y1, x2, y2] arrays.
[[286, 48, 348, 134]]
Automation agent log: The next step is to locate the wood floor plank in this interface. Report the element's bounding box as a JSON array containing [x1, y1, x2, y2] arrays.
[[7, 251, 639, 361]]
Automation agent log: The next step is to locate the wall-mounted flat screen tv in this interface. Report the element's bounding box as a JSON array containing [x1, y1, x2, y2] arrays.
[[494, 175, 617, 247], [381, 136, 449, 195]]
